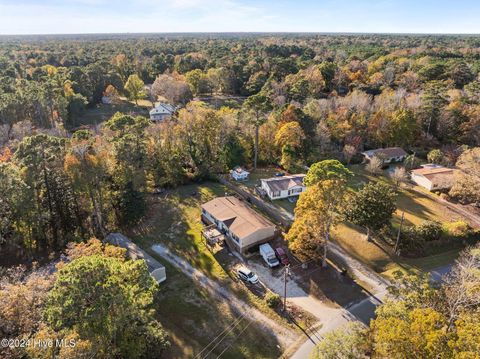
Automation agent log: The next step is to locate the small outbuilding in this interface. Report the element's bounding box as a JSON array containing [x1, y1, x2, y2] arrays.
[[230, 166, 250, 181], [362, 147, 408, 164], [411, 164, 455, 191]]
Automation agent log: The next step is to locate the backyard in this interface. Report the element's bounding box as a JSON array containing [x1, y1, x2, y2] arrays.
[[241, 164, 473, 279], [73, 97, 152, 128], [128, 182, 298, 358]]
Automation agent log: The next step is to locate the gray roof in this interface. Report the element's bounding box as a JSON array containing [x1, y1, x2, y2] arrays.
[[149, 103, 176, 116], [262, 174, 306, 192], [362, 147, 407, 159]]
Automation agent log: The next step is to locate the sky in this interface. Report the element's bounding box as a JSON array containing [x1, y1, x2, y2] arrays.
[[0, 0, 480, 35]]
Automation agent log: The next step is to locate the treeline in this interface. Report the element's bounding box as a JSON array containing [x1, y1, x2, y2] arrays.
[[311, 243, 480, 359], [2, 33, 480, 260], [1, 33, 480, 146], [0, 105, 248, 261]]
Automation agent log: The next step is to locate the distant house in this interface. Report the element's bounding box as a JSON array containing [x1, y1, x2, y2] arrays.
[[362, 147, 408, 164], [105, 233, 166, 283], [149, 102, 176, 122], [201, 196, 276, 255], [411, 165, 455, 191], [260, 174, 306, 200], [230, 166, 250, 181]]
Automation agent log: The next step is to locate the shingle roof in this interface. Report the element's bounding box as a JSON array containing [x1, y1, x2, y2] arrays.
[[149, 103, 176, 116], [262, 174, 306, 192], [363, 147, 407, 159], [201, 196, 274, 239], [412, 166, 455, 183]]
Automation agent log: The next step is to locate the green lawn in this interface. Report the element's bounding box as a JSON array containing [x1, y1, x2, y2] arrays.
[[331, 164, 466, 276], [73, 97, 152, 128]]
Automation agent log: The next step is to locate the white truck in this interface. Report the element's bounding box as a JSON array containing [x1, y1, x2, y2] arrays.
[[259, 243, 280, 268]]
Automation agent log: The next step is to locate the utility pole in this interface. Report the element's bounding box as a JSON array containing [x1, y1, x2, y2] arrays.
[[283, 265, 290, 312], [394, 211, 405, 254]]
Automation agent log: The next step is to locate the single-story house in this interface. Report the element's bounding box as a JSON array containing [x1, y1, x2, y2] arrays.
[[260, 174, 306, 200], [201, 196, 276, 255], [105, 233, 166, 283], [230, 166, 250, 181], [411, 165, 455, 191], [362, 147, 408, 164], [149, 102, 176, 122]]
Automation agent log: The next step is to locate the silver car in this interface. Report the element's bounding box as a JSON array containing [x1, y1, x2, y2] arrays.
[[237, 266, 259, 284]]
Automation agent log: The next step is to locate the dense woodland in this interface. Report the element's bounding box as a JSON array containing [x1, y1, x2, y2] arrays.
[[1, 33, 480, 262], [0, 33, 480, 359]]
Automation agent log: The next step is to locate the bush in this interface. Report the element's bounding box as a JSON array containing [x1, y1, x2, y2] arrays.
[[398, 226, 425, 256], [264, 292, 281, 308], [416, 220, 443, 242], [443, 221, 472, 238]]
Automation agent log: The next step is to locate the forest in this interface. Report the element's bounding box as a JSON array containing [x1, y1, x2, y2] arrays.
[[1, 33, 480, 358]]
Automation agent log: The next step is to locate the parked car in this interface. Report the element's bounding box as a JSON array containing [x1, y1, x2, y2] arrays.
[[274, 247, 289, 266], [237, 266, 259, 284], [275, 172, 285, 177], [259, 243, 280, 267]]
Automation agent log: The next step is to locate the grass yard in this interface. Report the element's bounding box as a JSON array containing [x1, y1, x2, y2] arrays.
[[130, 181, 230, 280], [331, 164, 467, 277], [73, 97, 152, 128], [128, 181, 298, 357], [151, 260, 284, 359]]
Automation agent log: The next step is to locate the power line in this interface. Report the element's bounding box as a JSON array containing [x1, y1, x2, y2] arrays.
[[215, 319, 254, 359], [194, 313, 246, 359]]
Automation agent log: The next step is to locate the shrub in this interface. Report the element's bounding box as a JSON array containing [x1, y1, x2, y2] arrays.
[[264, 291, 281, 308], [398, 226, 425, 256], [416, 221, 443, 242], [443, 221, 472, 238]]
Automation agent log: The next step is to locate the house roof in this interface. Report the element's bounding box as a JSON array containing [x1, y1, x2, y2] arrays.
[[362, 147, 408, 159], [201, 196, 274, 239], [149, 103, 176, 116], [261, 174, 306, 192], [411, 166, 455, 184]]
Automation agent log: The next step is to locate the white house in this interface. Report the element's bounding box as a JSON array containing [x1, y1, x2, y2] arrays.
[[362, 147, 408, 164], [260, 174, 306, 200], [201, 196, 276, 255], [411, 164, 455, 191], [230, 166, 250, 181], [149, 103, 176, 122]]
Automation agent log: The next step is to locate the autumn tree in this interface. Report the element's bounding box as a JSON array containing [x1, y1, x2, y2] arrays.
[[274, 121, 305, 171], [449, 147, 480, 204], [286, 180, 347, 266], [345, 182, 397, 241], [287, 161, 351, 266], [45, 255, 169, 358], [124, 74, 145, 105]]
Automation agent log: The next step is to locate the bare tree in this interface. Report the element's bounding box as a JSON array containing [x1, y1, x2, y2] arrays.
[[366, 156, 383, 175], [343, 144, 357, 165], [390, 166, 407, 187], [442, 244, 480, 331]]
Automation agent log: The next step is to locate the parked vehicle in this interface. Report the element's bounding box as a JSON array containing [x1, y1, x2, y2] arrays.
[[237, 266, 259, 284], [259, 243, 280, 267], [274, 247, 289, 266], [275, 172, 285, 177]]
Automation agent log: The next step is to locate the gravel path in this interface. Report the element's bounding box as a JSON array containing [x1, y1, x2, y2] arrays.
[[150, 243, 298, 349]]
